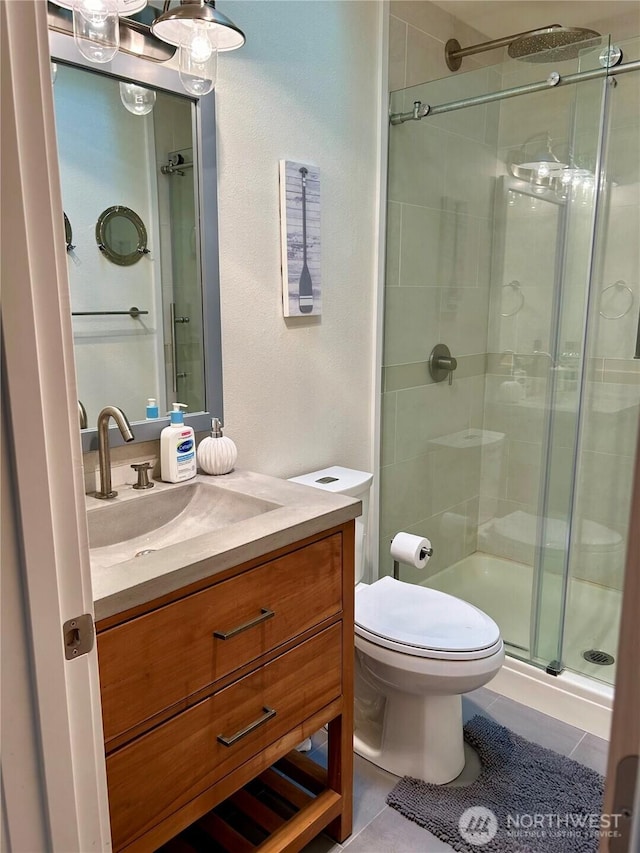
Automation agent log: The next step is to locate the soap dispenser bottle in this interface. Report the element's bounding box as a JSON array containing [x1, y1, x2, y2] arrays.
[[197, 417, 238, 475], [160, 403, 196, 483]]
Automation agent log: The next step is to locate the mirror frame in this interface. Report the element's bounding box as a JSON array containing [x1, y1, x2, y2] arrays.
[[96, 205, 148, 266], [49, 30, 223, 452]]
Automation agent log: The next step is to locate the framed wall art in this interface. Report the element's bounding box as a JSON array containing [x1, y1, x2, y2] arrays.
[[279, 160, 321, 316]]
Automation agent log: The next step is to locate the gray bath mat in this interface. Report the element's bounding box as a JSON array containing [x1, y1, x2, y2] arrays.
[[387, 715, 605, 852]]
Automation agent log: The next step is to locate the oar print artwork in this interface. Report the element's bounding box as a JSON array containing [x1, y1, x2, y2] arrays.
[[279, 160, 321, 316]]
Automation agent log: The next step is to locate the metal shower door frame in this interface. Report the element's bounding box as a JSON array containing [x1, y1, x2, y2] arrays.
[[529, 54, 615, 675]]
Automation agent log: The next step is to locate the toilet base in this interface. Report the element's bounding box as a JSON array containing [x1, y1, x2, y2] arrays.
[[354, 670, 465, 784]]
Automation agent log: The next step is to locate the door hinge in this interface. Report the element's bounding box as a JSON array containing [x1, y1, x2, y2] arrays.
[[63, 613, 95, 660]]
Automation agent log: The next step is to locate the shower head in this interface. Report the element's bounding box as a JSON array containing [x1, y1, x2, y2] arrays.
[[507, 26, 601, 62], [445, 24, 602, 72]]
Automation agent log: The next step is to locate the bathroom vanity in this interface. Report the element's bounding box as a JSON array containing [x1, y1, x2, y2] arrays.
[[90, 471, 359, 852]]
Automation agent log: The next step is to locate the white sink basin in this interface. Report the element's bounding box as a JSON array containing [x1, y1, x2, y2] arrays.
[[87, 480, 280, 569]]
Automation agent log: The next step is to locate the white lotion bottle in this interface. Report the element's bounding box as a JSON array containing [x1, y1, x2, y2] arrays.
[[160, 403, 196, 483]]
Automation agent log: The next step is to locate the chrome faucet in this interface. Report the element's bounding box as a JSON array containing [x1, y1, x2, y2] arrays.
[[94, 406, 134, 499]]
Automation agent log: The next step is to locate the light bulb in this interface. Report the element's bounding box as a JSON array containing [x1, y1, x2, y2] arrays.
[[537, 162, 551, 179], [73, 0, 119, 64], [119, 82, 156, 116], [179, 23, 217, 96]]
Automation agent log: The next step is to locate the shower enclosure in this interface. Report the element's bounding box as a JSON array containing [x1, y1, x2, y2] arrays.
[[380, 33, 640, 688]]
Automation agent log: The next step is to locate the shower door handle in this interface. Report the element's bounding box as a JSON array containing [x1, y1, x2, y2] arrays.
[[169, 302, 178, 392]]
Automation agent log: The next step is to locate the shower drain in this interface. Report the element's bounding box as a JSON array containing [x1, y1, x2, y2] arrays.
[[582, 649, 615, 666]]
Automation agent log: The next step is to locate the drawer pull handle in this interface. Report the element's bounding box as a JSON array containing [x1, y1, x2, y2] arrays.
[[213, 608, 275, 640], [217, 707, 277, 747]]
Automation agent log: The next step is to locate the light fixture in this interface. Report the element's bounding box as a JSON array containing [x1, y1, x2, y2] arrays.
[[51, 0, 147, 64], [72, 0, 120, 64], [508, 134, 597, 203], [151, 1, 245, 51], [509, 133, 570, 195], [152, 1, 245, 93], [178, 23, 218, 95], [51, 0, 147, 14], [517, 133, 568, 174], [50, 0, 245, 96], [119, 81, 156, 115]]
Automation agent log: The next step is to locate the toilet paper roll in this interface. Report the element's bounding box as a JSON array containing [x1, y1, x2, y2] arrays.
[[390, 532, 432, 569]]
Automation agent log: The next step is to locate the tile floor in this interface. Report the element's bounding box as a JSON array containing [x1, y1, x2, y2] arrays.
[[302, 687, 609, 853]]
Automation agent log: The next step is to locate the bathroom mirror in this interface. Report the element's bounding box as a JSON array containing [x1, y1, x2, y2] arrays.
[[49, 30, 222, 452], [96, 205, 148, 266]]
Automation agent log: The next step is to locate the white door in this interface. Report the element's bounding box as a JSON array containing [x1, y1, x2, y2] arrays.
[[1, 1, 111, 849]]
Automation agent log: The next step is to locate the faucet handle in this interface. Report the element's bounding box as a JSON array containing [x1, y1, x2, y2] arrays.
[[131, 462, 154, 490]]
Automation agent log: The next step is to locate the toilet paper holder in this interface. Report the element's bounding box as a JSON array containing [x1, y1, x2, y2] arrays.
[[390, 541, 434, 580]]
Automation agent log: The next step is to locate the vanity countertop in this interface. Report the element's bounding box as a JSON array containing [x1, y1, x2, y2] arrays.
[[88, 469, 360, 622]]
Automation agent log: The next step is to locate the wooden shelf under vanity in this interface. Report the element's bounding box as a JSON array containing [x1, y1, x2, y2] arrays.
[[95, 520, 355, 853], [158, 750, 341, 853]]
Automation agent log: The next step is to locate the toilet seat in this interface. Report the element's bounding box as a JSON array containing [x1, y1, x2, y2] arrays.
[[355, 577, 502, 661]]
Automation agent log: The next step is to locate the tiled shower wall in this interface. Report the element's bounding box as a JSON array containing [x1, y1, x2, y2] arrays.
[[380, 2, 497, 581], [381, 6, 639, 593]]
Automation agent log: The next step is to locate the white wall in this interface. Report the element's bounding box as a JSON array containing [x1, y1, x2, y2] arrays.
[[215, 0, 382, 478]]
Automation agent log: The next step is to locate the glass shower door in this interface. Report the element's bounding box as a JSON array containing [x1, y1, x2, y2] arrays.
[[529, 58, 612, 673], [557, 35, 640, 684], [164, 146, 206, 413], [381, 34, 631, 681]]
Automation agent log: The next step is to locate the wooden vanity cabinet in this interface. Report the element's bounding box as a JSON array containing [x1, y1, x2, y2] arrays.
[[95, 520, 355, 853]]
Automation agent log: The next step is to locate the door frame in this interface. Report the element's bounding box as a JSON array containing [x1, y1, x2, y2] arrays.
[[1, 1, 111, 849], [601, 426, 640, 851]]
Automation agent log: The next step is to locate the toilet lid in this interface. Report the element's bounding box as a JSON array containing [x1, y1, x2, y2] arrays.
[[355, 577, 501, 658]]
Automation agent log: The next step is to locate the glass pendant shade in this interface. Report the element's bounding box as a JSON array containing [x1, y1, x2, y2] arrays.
[[72, 0, 120, 64], [178, 24, 218, 95], [151, 1, 245, 52], [119, 81, 156, 115], [52, 0, 147, 15]]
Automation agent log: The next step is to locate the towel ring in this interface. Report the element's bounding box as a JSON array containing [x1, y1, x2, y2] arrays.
[[599, 280, 634, 319], [500, 280, 525, 317]]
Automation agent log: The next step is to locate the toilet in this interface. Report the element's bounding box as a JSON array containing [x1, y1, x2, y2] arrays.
[[289, 466, 504, 784]]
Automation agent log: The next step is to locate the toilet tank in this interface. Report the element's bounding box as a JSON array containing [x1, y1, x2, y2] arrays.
[[288, 466, 373, 584]]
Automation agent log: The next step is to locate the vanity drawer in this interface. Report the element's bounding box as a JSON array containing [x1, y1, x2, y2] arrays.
[[107, 623, 342, 851], [98, 533, 343, 743]]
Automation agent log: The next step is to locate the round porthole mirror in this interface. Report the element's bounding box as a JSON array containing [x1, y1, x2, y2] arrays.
[[64, 212, 74, 252], [95, 205, 148, 266]]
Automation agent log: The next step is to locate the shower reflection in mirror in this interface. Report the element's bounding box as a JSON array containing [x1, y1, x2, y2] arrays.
[[53, 61, 205, 425]]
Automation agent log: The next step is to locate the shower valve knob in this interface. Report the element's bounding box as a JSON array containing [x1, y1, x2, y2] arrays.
[[429, 344, 458, 385]]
